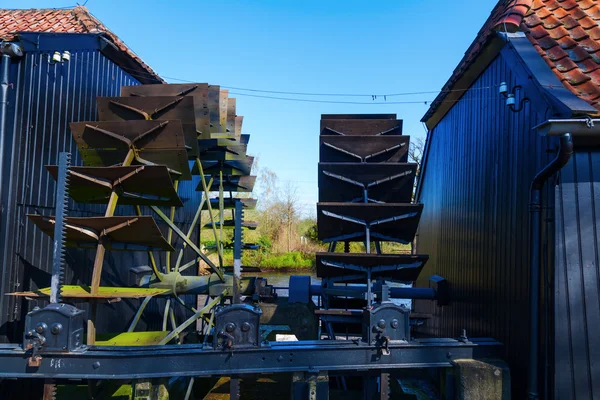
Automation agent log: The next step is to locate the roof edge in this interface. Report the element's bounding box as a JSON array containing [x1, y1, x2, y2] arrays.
[[422, 34, 506, 130]]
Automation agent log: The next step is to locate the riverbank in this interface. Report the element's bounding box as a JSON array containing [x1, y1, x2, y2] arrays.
[[215, 249, 315, 271]]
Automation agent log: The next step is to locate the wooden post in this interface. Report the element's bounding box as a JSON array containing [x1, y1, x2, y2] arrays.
[[87, 149, 134, 345]]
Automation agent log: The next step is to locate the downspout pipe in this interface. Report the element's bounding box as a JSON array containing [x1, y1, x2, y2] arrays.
[[0, 43, 23, 221], [0, 52, 11, 216], [527, 133, 573, 400]]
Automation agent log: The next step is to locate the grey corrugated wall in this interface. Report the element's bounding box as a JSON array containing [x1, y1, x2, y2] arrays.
[[554, 151, 600, 399], [0, 41, 191, 341], [415, 54, 558, 396]]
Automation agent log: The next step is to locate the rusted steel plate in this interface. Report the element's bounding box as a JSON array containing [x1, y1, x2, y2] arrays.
[[121, 83, 210, 140], [196, 176, 256, 193], [27, 215, 175, 251], [201, 198, 257, 210], [227, 98, 236, 134], [192, 156, 254, 176], [121, 83, 208, 99], [200, 144, 248, 161], [208, 85, 222, 135], [198, 134, 250, 149], [318, 163, 416, 203], [321, 114, 397, 120], [204, 220, 258, 230], [320, 118, 403, 136], [316, 203, 423, 243], [316, 253, 428, 282], [319, 136, 409, 163], [96, 96, 198, 158], [8, 285, 171, 299], [220, 90, 229, 130], [70, 120, 191, 180], [46, 165, 183, 206], [235, 116, 243, 136]]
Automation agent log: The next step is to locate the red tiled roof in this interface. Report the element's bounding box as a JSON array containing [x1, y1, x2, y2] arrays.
[[0, 6, 163, 83], [425, 0, 600, 122], [523, 0, 600, 109]]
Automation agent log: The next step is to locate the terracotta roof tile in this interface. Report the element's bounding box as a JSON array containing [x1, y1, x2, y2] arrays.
[[571, 25, 591, 40], [544, 0, 562, 11], [547, 24, 571, 39], [558, 0, 578, 11], [526, 24, 549, 38], [566, 45, 592, 62], [587, 5, 600, 19], [557, 34, 579, 48], [571, 7, 589, 20], [578, 16, 597, 29], [580, 37, 600, 52], [538, 7, 553, 18], [547, 44, 570, 60], [525, 13, 545, 27], [538, 34, 560, 48], [587, 25, 600, 40], [555, 55, 579, 71], [561, 15, 581, 29], [0, 6, 163, 83], [577, 58, 600, 73], [542, 14, 564, 28], [578, 0, 596, 11]]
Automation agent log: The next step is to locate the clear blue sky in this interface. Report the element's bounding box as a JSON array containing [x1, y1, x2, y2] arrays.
[[7, 0, 498, 215]]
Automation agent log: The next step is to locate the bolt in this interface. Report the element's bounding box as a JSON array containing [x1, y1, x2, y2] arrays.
[[92, 361, 101, 369], [225, 323, 235, 333], [35, 323, 47, 334], [377, 319, 386, 329], [391, 319, 399, 329], [241, 322, 250, 332], [51, 323, 62, 335], [277, 355, 284, 362], [446, 352, 452, 359], [494, 369, 501, 376]]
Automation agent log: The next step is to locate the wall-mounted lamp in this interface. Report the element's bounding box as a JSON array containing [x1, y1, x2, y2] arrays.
[[499, 82, 529, 112], [48, 51, 71, 65], [50, 51, 61, 64]]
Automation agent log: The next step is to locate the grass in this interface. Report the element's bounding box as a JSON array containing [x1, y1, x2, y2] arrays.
[[256, 252, 313, 269], [215, 249, 314, 270]]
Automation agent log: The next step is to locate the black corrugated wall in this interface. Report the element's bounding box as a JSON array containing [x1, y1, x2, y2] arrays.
[[415, 54, 558, 396], [0, 39, 185, 342], [554, 151, 600, 399]]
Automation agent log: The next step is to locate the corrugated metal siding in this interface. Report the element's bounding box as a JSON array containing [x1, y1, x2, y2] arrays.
[[415, 54, 557, 395], [0, 44, 186, 341], [554, 151, 600, 400]]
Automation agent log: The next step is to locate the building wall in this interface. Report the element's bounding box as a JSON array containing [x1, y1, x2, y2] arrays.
[[554, 151, 600, 399], [0, 36, 181, 342], [415, 54, 557, 395]]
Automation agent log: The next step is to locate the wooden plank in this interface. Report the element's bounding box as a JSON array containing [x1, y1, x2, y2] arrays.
[[317, 203, 423, 243], [320, 119, 403, 136], [96, 96, 198, 158], [46, 165, 183, 206], [27, 215, 175, 251], [318, 162, 416, 203], [96, 331, 170, 346], [8, 285, 171, 299]]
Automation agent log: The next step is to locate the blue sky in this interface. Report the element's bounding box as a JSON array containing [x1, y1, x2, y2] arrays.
[[7, 0, 498, 215]]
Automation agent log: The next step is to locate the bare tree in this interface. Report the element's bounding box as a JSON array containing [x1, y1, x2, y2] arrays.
[[408, 137, 425, 199], [280, 181, 300, 252]]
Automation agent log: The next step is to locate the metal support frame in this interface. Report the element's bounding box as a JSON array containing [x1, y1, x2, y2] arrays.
[[0, 338, 499, 379]]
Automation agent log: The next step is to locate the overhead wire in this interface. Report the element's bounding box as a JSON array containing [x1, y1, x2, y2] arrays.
[[57, 56, 508, 106], [110, 63, 500, 102]]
